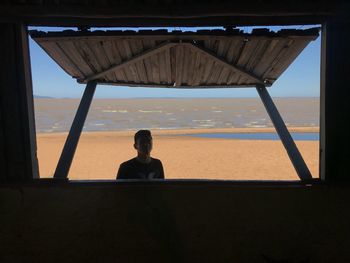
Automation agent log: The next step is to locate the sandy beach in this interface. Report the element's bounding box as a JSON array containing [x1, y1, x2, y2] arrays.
[[36, 127, 319, 180]]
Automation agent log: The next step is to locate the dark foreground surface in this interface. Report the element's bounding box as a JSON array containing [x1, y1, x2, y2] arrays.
[[1, 180, 349, 263]]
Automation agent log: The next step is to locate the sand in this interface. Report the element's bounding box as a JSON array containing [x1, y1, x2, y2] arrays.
[[36, 127, 319, 180]]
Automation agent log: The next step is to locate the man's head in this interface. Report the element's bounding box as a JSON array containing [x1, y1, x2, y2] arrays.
[[134, 130, 153, 156]]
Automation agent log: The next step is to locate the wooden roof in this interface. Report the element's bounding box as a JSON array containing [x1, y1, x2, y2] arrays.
[[30, 28, 319, 88], [1, 1, 347, 26]]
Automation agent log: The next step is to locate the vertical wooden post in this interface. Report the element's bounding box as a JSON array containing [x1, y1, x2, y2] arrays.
[[256, 85, 312, 180], [320, 11, 350, 181], [54, 81, 97, 179], [0, 23, 39, 181]]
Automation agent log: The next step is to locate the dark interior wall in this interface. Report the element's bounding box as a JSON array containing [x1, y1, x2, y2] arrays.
[[1, 183, 350, 263], [321, 12, 350, 181], [0, 24, 39, 181]]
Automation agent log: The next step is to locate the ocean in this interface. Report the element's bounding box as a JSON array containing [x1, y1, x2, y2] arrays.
[[34, 98, 319, 133]]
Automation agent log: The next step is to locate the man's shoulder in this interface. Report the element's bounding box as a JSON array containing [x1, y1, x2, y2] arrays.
[[151, 158, 163, 165], [120, 158, 138, 167]]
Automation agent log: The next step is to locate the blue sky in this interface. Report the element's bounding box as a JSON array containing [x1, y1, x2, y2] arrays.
[[29, 26, 320, 98]]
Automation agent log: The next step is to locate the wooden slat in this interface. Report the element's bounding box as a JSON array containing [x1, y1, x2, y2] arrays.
[[236, 38, 259, 69], [253, 39, 283, 77], [99, 40, 118, 81], [115, 41, 136, 83], [245, 39, 270, 73], [83, 41, 175, 82], [175, 45, 184, 86], [261, 39, 295, 80], [190, 51, 201, 86], [194, 55, 207, 86], [267, 40, 310, 81], [59, 41, 94, 77], [158, 50, 167, 84], [39, 41, 83, 78], [201, 57, 215, 83], [186, 43, 264, 84], [165, 48, 172, 84], [135, 40, 149, 83], [123, 40, 140, 83], [151, 53, 160, 84], [181, 47, 189, 84], [142, 39, 156, 83], [104, 40, 126, 81], [87, 40, 115, 81], [74, 40, 99, 75], [130, 40, 148, 83], [170, 46, 176, 83]]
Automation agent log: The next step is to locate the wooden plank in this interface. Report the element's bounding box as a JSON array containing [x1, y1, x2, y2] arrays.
[[186, 43, 264, 84], [135, 40, 149, 83], [194, 55, 207, 86], [85, 40, 115, 81], [58, 40, 94, 77], [201, 57, 215, 84], [190, 51, 201, 86], [151, 53, 160, 84], [235, 38, 259, 69], [187, 49, 197, 86], [158, 50, 167, 84], [130, 40, 147, 83], [83, 42, 175, 82], [170, 46, 176, 83], [245, 39, 270, 73], [39, 41, 83, 78], [95, 40, 118, 81], [210, 63, 223, 84], [54, 81, 97, 179], [227, 71, 237, 85], [142, 39, 156, 83], [217, 39, 232, 84], [261, 39, 294, 80], [256, 85, 312, 180], [253, 39, 282, 77], [114, 41, 134, 82], [103, 40, 125, 81], [165, 48, 172, 84], [181, 47, 189, 84], [267, 40, 310, 81], [175, 45, 183, 86], [123, 40, 140, 83]]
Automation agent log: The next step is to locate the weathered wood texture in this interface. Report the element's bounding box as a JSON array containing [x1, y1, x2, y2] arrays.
[[321, 13, 350, 181], [0, 24, 39, 181], [0, 1, 346, 26], [30, 28, 318, 88]]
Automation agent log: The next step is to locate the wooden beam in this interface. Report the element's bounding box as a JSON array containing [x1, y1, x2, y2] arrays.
[[185, 43, 264, 84], [0, 2, 338, 19], [82, 42, 176, 82], [256, 84, 312, 180], [54, 81, 97, 179]]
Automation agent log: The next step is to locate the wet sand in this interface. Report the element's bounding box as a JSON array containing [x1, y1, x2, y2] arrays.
[[37, 127, 319, 180]]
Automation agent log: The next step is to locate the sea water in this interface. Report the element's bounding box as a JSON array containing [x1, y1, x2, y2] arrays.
[[34, 97, 319, 134]]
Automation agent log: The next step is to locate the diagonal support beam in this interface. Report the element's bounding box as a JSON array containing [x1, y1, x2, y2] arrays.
[[256, 84, 312, 180], [54, 81, 97, 179], [185, 42, 264, 84], [82, 42, 177, 83]]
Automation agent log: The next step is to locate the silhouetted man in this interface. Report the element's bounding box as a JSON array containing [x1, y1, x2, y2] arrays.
[[116, 130, 164, 179]]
